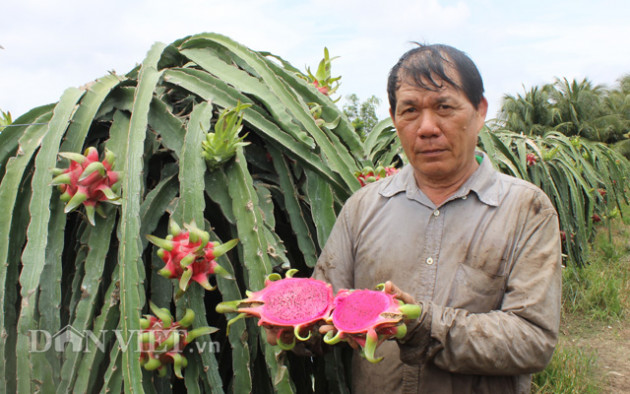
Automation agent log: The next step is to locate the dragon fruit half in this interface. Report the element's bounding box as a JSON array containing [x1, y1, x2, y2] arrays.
[[139, 302, 217, 378], [51, 147, 121, 225], [215, 270, 334, 350], [147, 220, 237, 293], [324, 287, 421, 363]]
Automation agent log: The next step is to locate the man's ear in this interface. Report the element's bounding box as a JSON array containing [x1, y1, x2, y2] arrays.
[[477, 97, 488, 120], [389, 107, 395, 121]]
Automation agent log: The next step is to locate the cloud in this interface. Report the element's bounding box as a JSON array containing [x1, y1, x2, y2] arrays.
[[2, 0, 629, 121]]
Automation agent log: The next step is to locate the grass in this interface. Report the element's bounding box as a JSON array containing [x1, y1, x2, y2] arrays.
[[531, 203, 630, 393], [532, 346, 599, 393]]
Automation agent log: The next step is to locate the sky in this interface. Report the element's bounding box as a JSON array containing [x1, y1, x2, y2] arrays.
[[2, 0, 630, 121]]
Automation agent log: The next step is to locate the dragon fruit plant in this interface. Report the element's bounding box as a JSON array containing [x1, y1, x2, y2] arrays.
[[324, 287, 421, 363], [51, 147, 121, 225], [354, 165, 399, 187], [140, 302, 217, 378], [216, 269, 334, 350], [202, 101, 251, 171], [147, 219, 237, 293]]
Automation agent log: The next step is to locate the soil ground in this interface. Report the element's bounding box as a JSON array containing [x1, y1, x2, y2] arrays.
[[560, 314, 630, 393], [558, 248, 630, 393]]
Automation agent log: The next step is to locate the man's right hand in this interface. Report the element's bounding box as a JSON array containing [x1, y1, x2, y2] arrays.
[[264, 325, 294, 346]]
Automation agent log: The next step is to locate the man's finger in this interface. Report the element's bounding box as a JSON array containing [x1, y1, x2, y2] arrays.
[[385, 281, 415, 304], [318, 324, 335, 335]]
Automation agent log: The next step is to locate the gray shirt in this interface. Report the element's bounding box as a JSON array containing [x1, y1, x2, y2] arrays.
[[313, 153, 562, 394]]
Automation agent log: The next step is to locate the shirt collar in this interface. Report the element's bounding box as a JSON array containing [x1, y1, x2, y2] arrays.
[[379, 151, 501, 207]]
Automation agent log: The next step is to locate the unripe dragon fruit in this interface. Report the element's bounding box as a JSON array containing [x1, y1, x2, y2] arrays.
[[216, 270, 334, 350], [354, 165, 399, 187], [139, 302, 217, 378], [324, 287, 421, 363], [51, 147, 121, 225], [147, 220, 237, 293]]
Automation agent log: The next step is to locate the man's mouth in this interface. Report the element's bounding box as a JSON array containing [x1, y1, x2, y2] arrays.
[[419, 148, 447, 155]]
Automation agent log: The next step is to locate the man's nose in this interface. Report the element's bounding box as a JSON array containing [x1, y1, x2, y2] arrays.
[[416, 111, 440, 138]]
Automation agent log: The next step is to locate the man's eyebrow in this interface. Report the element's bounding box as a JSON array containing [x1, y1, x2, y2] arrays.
[[435, 95, 453, 104], [398, 99, 417, 107]]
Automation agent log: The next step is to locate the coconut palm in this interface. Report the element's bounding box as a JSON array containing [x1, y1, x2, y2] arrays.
[[499, 84, 558, 136]]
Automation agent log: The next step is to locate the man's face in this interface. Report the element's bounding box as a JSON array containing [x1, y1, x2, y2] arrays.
[[390, 72, 488, 187]]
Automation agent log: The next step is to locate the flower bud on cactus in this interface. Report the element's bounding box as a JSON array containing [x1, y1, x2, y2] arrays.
[[354, 165, 399, 187], [202, 101, 251, 170], [147, 220, 237, 293], [139, 303, 217, 378], [51, 147, 121, 225]]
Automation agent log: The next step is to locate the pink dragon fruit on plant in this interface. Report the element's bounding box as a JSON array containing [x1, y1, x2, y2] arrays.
[[355, 165, 399, 187], [147, 220, 237, 293], [216, 269, 334, 350], [139, 302, 217, 378], [51, 147, 121, 225], [526, 153, 537, 166], [324, 287, 421, 363], [305, 47, 341, 99]]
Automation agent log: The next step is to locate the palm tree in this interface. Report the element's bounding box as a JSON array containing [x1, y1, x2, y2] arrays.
[[499, 85, 557, 135], [550, 78, 608, 140]]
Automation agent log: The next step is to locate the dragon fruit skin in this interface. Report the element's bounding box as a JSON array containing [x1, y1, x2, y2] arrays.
[[147, 220, 236, 293], [324, 288, 421, 363], [51, 147, 121, 225], [355, 165, 399, 187], [139, 302, 217, 378], [216, 270, 334, 350]]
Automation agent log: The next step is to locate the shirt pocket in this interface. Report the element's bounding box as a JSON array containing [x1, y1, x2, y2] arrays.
[[446, 263, 506, 312]]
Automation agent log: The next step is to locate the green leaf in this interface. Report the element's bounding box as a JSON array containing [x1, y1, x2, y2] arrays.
[[117, 42, 166, 393], [16, 87, 83, 393], [305, 168, 337, 250], [268, 146, 318, 267], [73, 267, 121, 394], [57, 214, 116, 392]]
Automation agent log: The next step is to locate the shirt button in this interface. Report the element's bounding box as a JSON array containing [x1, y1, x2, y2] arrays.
[[426, 257, 434, 265], [433, 210, 440, 217]]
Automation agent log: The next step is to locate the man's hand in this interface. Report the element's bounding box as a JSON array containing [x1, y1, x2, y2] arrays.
[[383, 280, 416, 305], [264, 325, 294, 346], [318, 323, 360, 350]]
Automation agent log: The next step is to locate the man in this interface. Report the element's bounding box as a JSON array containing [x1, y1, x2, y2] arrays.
[[311, 44, 561, 393]]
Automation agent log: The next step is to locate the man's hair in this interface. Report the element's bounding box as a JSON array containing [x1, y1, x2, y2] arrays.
[[387, 43, 485, 114]]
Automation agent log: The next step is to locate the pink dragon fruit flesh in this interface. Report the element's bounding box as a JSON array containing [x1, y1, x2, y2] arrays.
[[215, 269, 334, 350], [324, 287, 421, 363]]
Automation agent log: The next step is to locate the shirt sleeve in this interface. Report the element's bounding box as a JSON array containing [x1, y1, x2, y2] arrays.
[[399, 194, 562, 375]]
